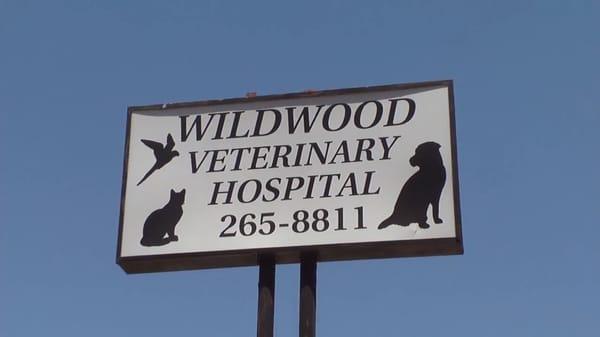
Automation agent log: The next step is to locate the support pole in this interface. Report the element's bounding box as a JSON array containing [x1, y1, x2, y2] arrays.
[[257, 255, 276, 337], [299, 253, 317, 337]]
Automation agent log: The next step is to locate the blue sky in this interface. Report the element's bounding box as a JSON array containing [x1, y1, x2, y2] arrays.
[[1, 1, 599, 336]]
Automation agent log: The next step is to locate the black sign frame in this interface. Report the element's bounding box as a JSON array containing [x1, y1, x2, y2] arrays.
[[116, 80, 463, 274]]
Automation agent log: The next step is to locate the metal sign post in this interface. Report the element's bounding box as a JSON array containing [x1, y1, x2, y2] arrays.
[[257, 255, 275, 337], [299, 253, 317, 337]]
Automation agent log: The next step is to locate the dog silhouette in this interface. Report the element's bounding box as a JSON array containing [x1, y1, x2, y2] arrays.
[[378, 142, 446, 229]]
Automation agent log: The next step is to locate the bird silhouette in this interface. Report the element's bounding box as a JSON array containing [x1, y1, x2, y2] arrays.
[[137, 133, 179, 186]]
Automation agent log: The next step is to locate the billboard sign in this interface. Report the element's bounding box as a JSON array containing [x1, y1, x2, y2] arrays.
[[117, 80, 462, 273]]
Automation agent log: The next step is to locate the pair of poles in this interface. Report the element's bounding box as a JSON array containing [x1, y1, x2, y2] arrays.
[[243, 93, 317, 337], [256, 253, 317, 337]]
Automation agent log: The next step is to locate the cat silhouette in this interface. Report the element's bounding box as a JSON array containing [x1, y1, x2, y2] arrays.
[[140, 189, 186, 247], [378, 142, 446, 230]]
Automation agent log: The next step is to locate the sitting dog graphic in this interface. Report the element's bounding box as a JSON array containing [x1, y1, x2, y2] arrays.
[[379, 142, 446, 229]]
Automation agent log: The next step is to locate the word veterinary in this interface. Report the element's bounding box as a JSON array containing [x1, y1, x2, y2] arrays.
[[189, 137, 401, 173]]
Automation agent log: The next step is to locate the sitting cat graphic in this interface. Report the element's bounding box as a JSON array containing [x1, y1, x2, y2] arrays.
[[140, 189, 186, 247]]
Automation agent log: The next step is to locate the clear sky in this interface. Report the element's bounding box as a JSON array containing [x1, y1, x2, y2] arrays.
[[1, 1, 599, 336]]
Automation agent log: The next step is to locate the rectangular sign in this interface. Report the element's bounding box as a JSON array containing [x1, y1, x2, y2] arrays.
[[117, 80, 462, 273]]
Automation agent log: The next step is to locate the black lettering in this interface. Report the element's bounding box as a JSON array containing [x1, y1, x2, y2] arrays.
[[362, 171, 380, 195], [180, 114, 215, 142], [207, 149, 229, 173], [306, 141, 332, 165], [249, 146, 271, 170], [282, 176, 305, 200], [286, 105, 324, 133], [323, 103, 351, 132], [252, 109, 282, 137], [230, 147, 251, 171], [304, 175, 318, 199], [329, 141, 350, 164], [385, 98, 415, 126], [189, 151, 212, 173], [212, 112, 228, 140], [319, 174, 340, 197], [238, 179, 261, 203], [229, 111, 250, 138], [270, 145, 292, 168], [354, 100, 383, 129], [293, 143, 306, 166], [354, 138, 376, 162], [336, 173, 359, 197], [209, 181, 236, 205], [263, 178, 281, 202], [380, 136, 401, 160]]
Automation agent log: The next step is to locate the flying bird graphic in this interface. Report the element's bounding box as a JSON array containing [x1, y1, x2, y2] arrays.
[[137, 133, 179, 186]]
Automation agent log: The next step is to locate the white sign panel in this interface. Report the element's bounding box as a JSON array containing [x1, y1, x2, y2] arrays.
[[117, 81, 462, 273]]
